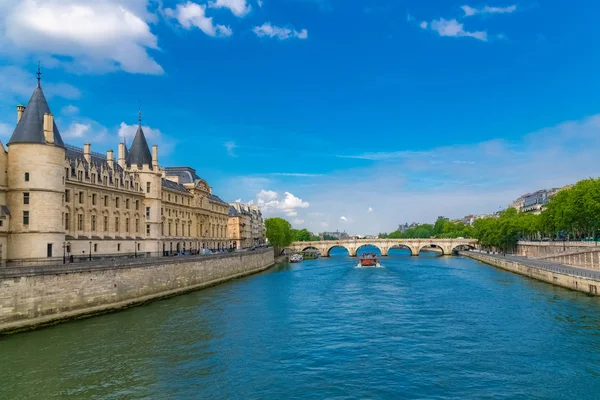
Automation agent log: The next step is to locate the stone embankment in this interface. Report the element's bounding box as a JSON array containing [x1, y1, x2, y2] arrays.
[[0, 248, 274, 334], [461, 251, 600, 296]]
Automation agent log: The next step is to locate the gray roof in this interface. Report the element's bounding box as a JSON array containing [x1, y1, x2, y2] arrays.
[[8, 83, 64, 147], [229, 206, 240, 217], [164, 166, 201, 184], [126, 126, 152, 168], [208, 194, 227, 205], [161, 178, 189, 194]]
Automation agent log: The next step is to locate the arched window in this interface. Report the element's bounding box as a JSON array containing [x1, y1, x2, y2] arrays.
[[24, 172, 29, 181]]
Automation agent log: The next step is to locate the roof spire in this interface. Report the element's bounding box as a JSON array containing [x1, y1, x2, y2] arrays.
[[137, 100, 142, 127], [36, 61, 41, 87]]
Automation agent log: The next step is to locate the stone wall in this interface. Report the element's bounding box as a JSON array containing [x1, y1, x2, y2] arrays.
[[0, 248, 274, 333], [461, 251, 600, 296], [516, 241, 598, 258]]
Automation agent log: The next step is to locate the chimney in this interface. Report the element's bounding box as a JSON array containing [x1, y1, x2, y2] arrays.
[[17, 105, 25, 123], [83, 143, 91, 164], [43, 113, 54, 144], [118, 142, 126, 168], [152, 145, 158, 168], [106, 150, 114, 168]]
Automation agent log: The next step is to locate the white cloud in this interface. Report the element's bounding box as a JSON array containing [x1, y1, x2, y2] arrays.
[[61, 105, 79, 115], [340, 216, 348, 221], [256, 190, 309, 216], [422, 18, 487, 41], [253, 23, 308, 40], [208, 0, 251, 17], [234, 198, 242, 203], [166, 1, 233, 37], [224, 141, 237, 157], [64, 122, 90, 139], [0, 0, 163, 75], [0, 66, 81, 102], [0, 122, 12, 141], [292, 218, 304, 225], [257, 0, 264, 7], [367, 207, 373, 212], [461, 4, 517, 17]]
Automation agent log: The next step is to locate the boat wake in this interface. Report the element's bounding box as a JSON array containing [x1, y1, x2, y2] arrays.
[[355, 262, 383, 268]]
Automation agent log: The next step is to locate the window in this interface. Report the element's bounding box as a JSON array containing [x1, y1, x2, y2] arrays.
[[126, 181, 129, 190], [182, 223, 185, 236], [104, 216, 108, 232], [135, 200, 139, 211], [47, 243, 52, 258], [137, 243, 140, 251], [94, 244, 98, 252], [168, 223, 171, 235], [79, 192, 84, 204], [126, 199, 130, 209], [65, 190, 70, 202], [125, 218, 130, 233], [115, 178, 119, 187], [103, 176, 107, 185], [115, 197, 120, 208], [104, 196, 108, 207], [115, 217, 119, 232], [161, 208, 163, 216], [23, 211, 29, 225], [91, 174, 96, 184], [176, 224, 178, 235], [77, 214, 83, 231], [0, 220, 3, 227], [175, 196, 178, 203], [146, 207, 150, 218], [135, 183, 139, 191], [146, 182, 151, 193], [117, 243, 121, 251], [161, 223, 164, 235], [168, 194, 171, 201], [92, 194, 97, 206], [65, 213, 69, 230], [146, 224, 150, 235], [91, 215, 96, 231], [23, 192, 29, 205], [24, 172, 29, 181], [78, 171, 83, 181], [136, 219, 139, 233]]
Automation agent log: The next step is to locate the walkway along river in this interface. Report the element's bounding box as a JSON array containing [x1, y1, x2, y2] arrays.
[[1, 246, 600, 398]]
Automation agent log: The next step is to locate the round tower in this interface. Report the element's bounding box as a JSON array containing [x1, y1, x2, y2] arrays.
[[6, 74, 66, 261]]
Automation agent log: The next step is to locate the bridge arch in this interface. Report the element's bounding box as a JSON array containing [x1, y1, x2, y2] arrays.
[[451, 244, 475, 254], [388, 244, 418, 256], [325, 245, 351, 257], [356, 244, 382, 257], [419, 244, 445, 256]]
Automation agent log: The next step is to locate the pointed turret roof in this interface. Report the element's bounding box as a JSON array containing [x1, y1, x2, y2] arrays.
[[8, 82, 64, 147], [126, 125, 152, 168]]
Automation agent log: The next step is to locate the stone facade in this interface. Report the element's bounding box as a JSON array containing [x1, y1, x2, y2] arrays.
[[228, 202, 264, 249], [0, 77, 245, 264]]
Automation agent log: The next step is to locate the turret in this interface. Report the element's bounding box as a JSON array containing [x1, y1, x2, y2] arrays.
[[118, 142, 126, 168], [106, 150, 114, 169], [152, 145, 158, 168], [6, 66, 66, 260]]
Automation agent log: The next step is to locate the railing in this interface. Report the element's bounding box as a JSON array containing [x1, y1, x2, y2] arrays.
[[518, 240, 599, 247]]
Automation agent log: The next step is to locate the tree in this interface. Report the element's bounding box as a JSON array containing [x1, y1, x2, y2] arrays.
[[265, 217, 293, 250], [291, 228, 312, 242]]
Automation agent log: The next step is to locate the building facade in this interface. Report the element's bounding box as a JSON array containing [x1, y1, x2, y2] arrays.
[[0, 77, 232, 263], [228, 202, 253, 249]]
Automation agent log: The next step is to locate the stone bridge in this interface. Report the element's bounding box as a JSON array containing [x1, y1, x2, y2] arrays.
[[288, 238, 478, 257]]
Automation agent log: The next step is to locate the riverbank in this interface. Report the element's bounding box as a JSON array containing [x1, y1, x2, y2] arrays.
[[0, 248, 274, 334], [461, 251, 600, 296]]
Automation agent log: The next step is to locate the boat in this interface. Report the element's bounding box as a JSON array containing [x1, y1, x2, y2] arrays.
[[301, 250, 320, 260], [289, 254, 303, 263], [359, 253, 378, 267]]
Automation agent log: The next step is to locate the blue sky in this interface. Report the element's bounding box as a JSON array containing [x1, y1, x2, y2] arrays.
[[0, 0, 599, 234]]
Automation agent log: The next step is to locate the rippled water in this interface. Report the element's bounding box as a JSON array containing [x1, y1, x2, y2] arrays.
[[2, 247, 600, 399]]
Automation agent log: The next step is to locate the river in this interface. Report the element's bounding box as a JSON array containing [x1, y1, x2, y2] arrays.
[[2, 246, 600, 399]]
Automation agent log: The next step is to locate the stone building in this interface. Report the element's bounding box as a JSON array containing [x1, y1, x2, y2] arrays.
[[228, 202, 252, 249], [0, 76, 231, 264], [248, 204, 266, 246]]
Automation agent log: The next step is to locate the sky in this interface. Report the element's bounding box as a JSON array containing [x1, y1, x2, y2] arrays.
[[0, 0, 599, 235]]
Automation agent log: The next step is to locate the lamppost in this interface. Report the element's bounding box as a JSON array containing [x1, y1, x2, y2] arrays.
[[89, 241, 92, 261], [134, 241, 137, 258], [62, 242, 67, 264]]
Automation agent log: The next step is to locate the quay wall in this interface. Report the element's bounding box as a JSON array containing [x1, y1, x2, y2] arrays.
[[461, 251, 600, 296], [0, 249, 274, 334], [516, 241, 599, 258]]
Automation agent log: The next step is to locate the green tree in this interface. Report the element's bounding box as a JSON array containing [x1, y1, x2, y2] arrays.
[[291, 228, 312, 242], [265, 217, 293, 251]]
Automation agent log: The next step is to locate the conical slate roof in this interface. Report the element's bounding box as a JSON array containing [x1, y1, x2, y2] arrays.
[[126, 125, 152, 168], [8, 83, 64, 147]]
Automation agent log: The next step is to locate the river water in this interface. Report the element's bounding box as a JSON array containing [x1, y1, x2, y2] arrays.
[[2, 247, 600, 399]]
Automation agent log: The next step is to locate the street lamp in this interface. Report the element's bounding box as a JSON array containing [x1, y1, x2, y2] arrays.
[[62, 241, 67, 264], [89, 241, 92, 261], [134, 241, 137, 258]]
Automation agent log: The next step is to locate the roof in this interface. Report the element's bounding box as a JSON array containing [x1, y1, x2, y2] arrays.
[[161, 178, 189, 194], [8, 83, 65, 147], [208, 194, 227, 205], [126, 125, 152, 168], [229, 206, 240, 217], [164, 166, 201, 184]]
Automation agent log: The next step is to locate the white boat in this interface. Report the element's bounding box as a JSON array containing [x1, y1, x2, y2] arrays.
[[289, 254, 303, 263]]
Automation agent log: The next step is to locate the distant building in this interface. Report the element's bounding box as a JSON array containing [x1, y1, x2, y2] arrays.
[[510, 184, 573, 215], [321, 230, 349, 240], [228, 202, 265, 249], [398, 222, 419, 232]]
